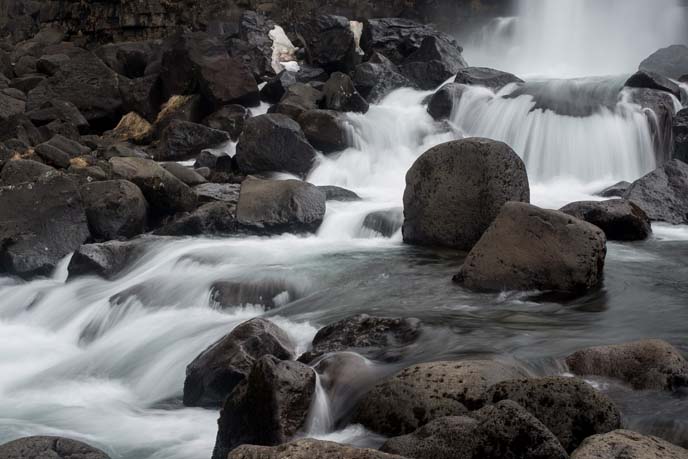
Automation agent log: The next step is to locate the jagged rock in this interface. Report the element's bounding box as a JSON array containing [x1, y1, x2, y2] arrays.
[[183, 318, 294, 407], [625, 159, 688, 224], [67, 239, 147, 280], [297, 109, 350, 153], [400, 36, 467, 90], [362, 208, 403, 237], [160, 163, 207, 186], [639, 45, 688, 79], [354, 360, 529, 436], [297, 15, 357, 73], [0, 171, 90, 278], [454, 67, 523, 91], [154, 202, 237, 236], [204, 104, 250, 140], [559, 199, 652, 241], [109, 157, 197, 214], [229, 439, 406, 459], [211, 356, 315, 459], [81, 180, 148, 241], [427, 82, 464, 120], [456, 202, 607, 294], [566, 339, 688, 391], [226, 37, 274, 83], [597, 181, 631, 198], [235, 114, 317, 178], [0, 158, 54, 185], [403, 138, 530, 250], [353, 52, 412, 102], [625, 70, 681, 99], [322, 72, 369, 113], [299, 314, 421, 363], [270, 83, 323, 120], [156, 119, 230, 161], [571, 430, 688, 459], [236, 177, 326, 233], [318, 185, 361, 201], [0, 436, 109, 459], [361, 18, 455, 64]]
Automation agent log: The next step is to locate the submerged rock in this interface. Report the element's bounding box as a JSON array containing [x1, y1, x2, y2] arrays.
[[454, 67, 524, 91], [0, 436, 110, 459], [427, 82, 464, 120], [559, 199, 652, 241], [183, 318, 294, 407], [403, 138, 530, 250], [228, 439, 406, 459], [209, 278, 303, 309], [624, 159, 688, 224], [571, 430, 688, 459], [67, 239, 147, 280], [317, 185, 361, 202], [566, 339, 688, 391], [81, 180, 148, 241], [362, 208, 403, 237], [153, 202, 237, 237]]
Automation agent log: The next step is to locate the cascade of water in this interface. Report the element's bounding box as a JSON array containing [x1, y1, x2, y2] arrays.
[[304, 373, 335, 435]]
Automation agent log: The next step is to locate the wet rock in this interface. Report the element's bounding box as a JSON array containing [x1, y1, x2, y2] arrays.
[[353, 52, 412, 103], [629, 88, 675, 164], [0, 436, 110, 459], [403, 138, 530, 250], [260, 69, 328, 104], [354, 360, 529, 436], [0, 171, 90, 278], [566, 339, 688, 391], [0, 158, 54, 185], [318, 185, 361, 202], [381, 401, 569, 459], [297, 109, 350, 153], [322, 72, 369, 113], [110, 157, 197, 214], [300, 314, 421, 363], [625, 70, 681, 99], [154, 202, 237, 237], [204, 105, 250, 140], [297, 15, 357, 73], [26, 99, 88, 133], [674, 108, 688, 163], [184, 318, 294, 407], [270, 83, 323, 120], [559, 199, 652, 241], [81, 180, 148, 241], [362, 208, 403, 237], [67, 239, 146, 280], [228, 439, 406, 459], [193, 183, 241, 204], [454, 67, 524, 91], [236, 177, 326, 234], [210, 278, 302, 309], [624, 159, 688, 224], [597, 181, 631, 198], [235, 114, 317, 178], [571, 430, 688, 459], [639, 45, 688, 79], [108, 112, 152, 144], [211, 356, 315, 459], [157, 119, 230, 161], [400, 36, 467, 90], [160, 163, 207, 186], [427, 82, 464, 120], [487, 376, 621, 452], [456, 202, 607, 294], [361, 18, 452, 65]]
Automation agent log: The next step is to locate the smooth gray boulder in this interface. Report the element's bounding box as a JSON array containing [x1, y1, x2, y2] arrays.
[[625, 159, 688, 225]]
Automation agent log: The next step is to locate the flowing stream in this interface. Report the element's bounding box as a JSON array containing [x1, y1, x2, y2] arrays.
[[2, 0, 688, 458]]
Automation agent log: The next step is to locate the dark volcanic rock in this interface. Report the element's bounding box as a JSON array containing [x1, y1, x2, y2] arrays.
[[400, 36, 467, 90], [26, 99, 88, 133], [160, 163, 207, 186], [235, 114, 317, 178], [456, 202, 607, 294], [81, 180, 148, 241], [157, 119, 230, 161], [193, 183, 241, 204], [427, 82, 465, 120], [625, 70, 681, 99], [673, 108, 688, 163], [318, 185, 361, 202], [639, 45, 688, 79], [34, 142, 70, 168], [354, 360, 529, 436], [0, 172, 90, 278], [184, 318, 294, 407], [299, 314, 421, 363], [228, 439, 406, 459], [0, 114, 42, 146], [204, 104, 250, 140], [353, 53, 412, 103], [571, 430, 688, 459], [0, 159, 54, 185], [624, 159, 688, 224], [236, 177, 326, 234], [154, 202, 237, 237], [454, 67, 523, 91], [270, 83, 322, 120], [211, 356, 315, 459], [362, 208, 403, 237], [0, 436, 110, 459], [260, 68, 328, 104], [566, 339, 688, 391], [402, 138, 530, 250], [297, 15, 357, 73], [487, 376, 622, 452], [95, 41, 160, 79], [297, 109, 350, 153], [559, 199, 652, 241], [629, 88, 676, 164], [67, 239, 147, 280], [597, 181, 631, 198], [322, 72, 369, 113]]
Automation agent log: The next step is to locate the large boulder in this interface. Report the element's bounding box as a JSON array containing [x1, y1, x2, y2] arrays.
[[322, 72, 369, 113], [353, 52, 412, 103], [0, 171, 90, 278], [154, 202, 237, 237], [296, 15, 357, 73], [456, 202, 607, 294], [454, 67, 523, 91], [156, 119, 230, 161], [0, 158, 54, 185], [639, 45, 688, 79], [353, 360, 529, 436], [571, 430, 688, 459], [487, 376, 621, 452], [80, 180, 148, 241], [109, 157, 197, 214], [183, 318, 294, 407], [382, 401, 569, 459], [211, 356, 315, 459], [67, 239, 147, 280], [427, 82, 465, 120], [228, 439, 406, 459], [402, 138, 530, 250], [400, 36, 467, 90], [625, 70, 681, 99], [566, 339, 688, 391], [297, 109, 350, 153], [299, 314, 422, 363], [235, 114, 317, 178], [0, 436, 110, 459], [559, 199, 652, 241], [624, 159, 688, 224], [673, 108, 688, 163], [236, 177, 326, 234]]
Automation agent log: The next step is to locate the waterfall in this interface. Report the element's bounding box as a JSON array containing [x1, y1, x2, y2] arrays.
[[304, 373, 335, 435]]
